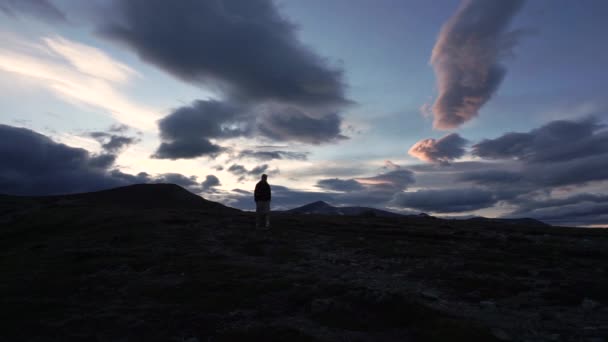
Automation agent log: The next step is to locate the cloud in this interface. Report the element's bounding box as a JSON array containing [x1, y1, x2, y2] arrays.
[[153, 173, 198, 187], [408, 133, 467, 164], [227, 164, 248, 176], [154, 139, 223, 160], [88, 128, 139, 154], [430, 0, 525, 129], [154, 100, 345, 159], [227, 164, 272, 181], [152, 99, 249, 159], [201, 175, 221, 191], [98, 0, 347, 107], [0, 124, 212, 196], [0, 0, 66, 22], [0, 124, 124, 195], [459, 169, 522, 185], [525, 153, 608, 187], [316, 178, 364, 192], [382, 160, 401, 171], [250, 164, 270, 175], [95, 1, 351, 156], [257, 106, 347, 144], [356, 169, 415, 190], [392, 188, 497, 213], [237, 149, 308, 161], [472, 117, 607, 162], [503, 193, 608, 226], [223, 167, 417, 211], [0, 35, 156, 129]]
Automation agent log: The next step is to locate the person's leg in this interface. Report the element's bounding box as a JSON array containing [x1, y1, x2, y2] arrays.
[[264, 202, 270, 228], [255, 201, 262, 228]]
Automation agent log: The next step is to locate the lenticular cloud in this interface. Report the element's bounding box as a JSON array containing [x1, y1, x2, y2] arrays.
[[408, 133, 467, 164], [430, 0, 525, 130]]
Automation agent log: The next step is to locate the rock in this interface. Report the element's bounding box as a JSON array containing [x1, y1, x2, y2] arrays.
[[420, 290, 440, 301], [311, 298, 334, 314], [491, 328, 511, 341], [582, 298, 600, 311], [480, 300, 496, 311]]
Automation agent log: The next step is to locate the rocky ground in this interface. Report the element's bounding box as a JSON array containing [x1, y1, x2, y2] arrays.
[[1, 185, 607, 341]]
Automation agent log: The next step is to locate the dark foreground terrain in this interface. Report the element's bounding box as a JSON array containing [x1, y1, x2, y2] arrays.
[[1, 184, 607, 341]]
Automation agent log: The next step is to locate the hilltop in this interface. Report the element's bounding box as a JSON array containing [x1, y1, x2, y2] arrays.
[[1, 184, 607, 341], [286, 200, 405, 217]]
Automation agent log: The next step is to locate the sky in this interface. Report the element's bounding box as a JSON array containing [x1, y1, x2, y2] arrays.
[[1, 0, 608, 227]]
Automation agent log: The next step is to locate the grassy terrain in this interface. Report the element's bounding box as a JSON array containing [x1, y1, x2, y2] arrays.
[[1, 186, 607, 341]]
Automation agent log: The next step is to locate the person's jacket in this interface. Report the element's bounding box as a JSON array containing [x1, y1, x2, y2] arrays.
[[254, 180, 271, 202]]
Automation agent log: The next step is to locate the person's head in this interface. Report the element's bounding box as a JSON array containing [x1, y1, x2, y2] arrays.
[[261, 174, 268, 181]]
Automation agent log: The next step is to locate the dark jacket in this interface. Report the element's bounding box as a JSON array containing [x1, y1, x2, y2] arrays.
[[254, 180, 271, 202]]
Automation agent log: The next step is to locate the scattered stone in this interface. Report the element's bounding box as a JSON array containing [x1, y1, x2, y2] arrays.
[[480, 300, 496, 311], [582, 298, 600, 311], [311, 298, 334, 314], [420, 290, 440, 301], [491, 328, 511, 341]]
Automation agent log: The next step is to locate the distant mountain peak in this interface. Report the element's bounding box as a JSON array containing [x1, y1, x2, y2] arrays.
[[307, 200, 333, 208], [286, 200, 403, 217]]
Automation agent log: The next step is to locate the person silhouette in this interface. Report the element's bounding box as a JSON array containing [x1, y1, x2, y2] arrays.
[[254, 174, 271, 229]]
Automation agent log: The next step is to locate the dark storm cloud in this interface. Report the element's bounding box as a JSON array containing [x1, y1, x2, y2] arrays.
[[98, 0, 347, 107], [431, 0, 525, 129], [152, 100, 249, 159], [201, 175, 221, 191], [392, 188, 497, 213], [154, 100, 346, 159], [0, 124, 124, 195], [0, 0, 66, 22], [472, 117, 607, 163], [105, 0, 353, 158], [237, 149, 308, 161], [154, 139, 223, 160], [88, 154, 117, 170], [0, 124, 213, 196], [408, 133, 467, 164], [257, 107, 346, 144], [316, 178, 364, 192]]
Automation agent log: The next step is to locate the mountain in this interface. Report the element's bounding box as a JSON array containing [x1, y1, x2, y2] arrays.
[[286, 200, 405, 217], [465, 216, 549, 227], [1, 183, 238, 213]]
